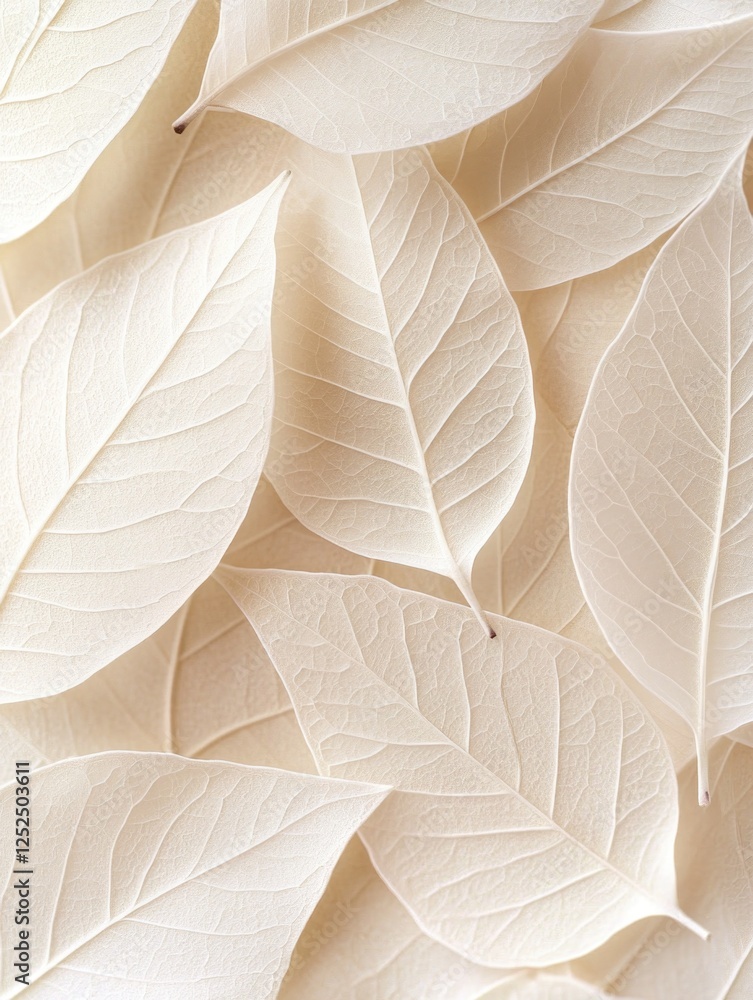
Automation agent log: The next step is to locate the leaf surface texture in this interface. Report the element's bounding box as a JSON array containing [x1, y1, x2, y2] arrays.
[[570, 160, 753, 802], [0, 176, 287, 701], [220, 568, 703, 966]]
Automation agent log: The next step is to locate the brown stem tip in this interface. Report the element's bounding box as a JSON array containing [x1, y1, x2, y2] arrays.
[[173, 121, 187, 135]]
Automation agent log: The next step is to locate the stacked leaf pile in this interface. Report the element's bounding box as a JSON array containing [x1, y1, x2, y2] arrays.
[[1, 2, 752, 997]]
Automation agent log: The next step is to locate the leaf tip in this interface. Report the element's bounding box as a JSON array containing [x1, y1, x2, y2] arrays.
[[173, 119, 187, 135]]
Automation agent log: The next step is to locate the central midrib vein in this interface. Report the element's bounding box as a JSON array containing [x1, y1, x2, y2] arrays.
[[18, 777, 377, 993], [176, 0, 400, 126], [474, 22, 753, 225], [346, 155, 491, 631], [0, 202, 265, 612], [244, 575, 704, 934], [694, 186, 736, 802]]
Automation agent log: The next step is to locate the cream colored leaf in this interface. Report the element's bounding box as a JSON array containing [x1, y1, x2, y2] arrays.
[[3, 107, 531, 637], [731, 721, 753, 747], [0, 175, 288, 702], [173, 0, 602, 152], [570, 159, 753, 804], [480, 975, 620, 999], [0, 0, 198, 242], [279, 837, 510, 1000], [0, 478, 368, 771], [0, 0, 220, 329], [603, 0, 753, 30], [460, 240, 694, 768], [219, 569, 706, 967], [588, 742, 753, 998], [261, 144, 534, 636], [431, 18, 753, 289], [594, 0, 642, 20], [280, 834, 617, 999], [0, 752, 389, 998]]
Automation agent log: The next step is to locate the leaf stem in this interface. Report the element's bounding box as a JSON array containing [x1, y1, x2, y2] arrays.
[[667, 905, 709, 941], [450, 567, 496, 639], [695, 735, 710, 806]]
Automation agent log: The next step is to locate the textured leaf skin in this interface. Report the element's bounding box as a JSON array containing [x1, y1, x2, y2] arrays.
[[0, 478, 365, 772], [0, 752, 389, 999], [0, 0, 220, 331], [602, 0, 753, 30], [0, 0, 198, 241], [220, 568, 706, 967], [174, 0, 602, 152], [431, 17, 753, 288], [262, 145, 535, 634], [570, 160, 753, 803], [577, 743, 753, 999], [0, 175, 288, 702]]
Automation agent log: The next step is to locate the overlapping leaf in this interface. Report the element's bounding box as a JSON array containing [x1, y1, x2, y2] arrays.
[[570, 159, 753, 803], [220, 569, 705, 966], [581, 742, 753, 998], [260, 143, 534, 635], [0, 478, 365, 770], [279, 837, 508, 1000], [0, 0, 198, 242], [461, 240, 692, 766], [173, 0, 603, 152], [603, 0, 753, 30], [0, 753, 388, 998], [431, 17, 753, 288], [0, 0, 220, 330], [0, 176, 287, 701]]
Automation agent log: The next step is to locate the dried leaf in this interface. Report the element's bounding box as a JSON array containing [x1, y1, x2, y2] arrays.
[[0, 0, 220, 328], [591, 742, 753, 998], [502, 244, 695, 767], [173, 0, 602, 152], [0, 752, 388, 997], [262, 144, 535, 635], [0, 176, 287, 701], [219, 569, 706, 966], [0, 0, 197, 241], [0, 478, 365, 769], [570, 158, 753, 803], [431, 18, 753, 288], [279, 837, 509, 1000]]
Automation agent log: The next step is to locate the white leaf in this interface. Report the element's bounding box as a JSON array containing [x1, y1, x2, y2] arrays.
[[173, 0, 602, 152], [7, 105, 530, 637], [0, 0, 220, 329], [602, 0, 753, 30], [594, 0, 642, 19], [279, 837, 510, 1000], [597, 742, 753, 998], [262, 143, 535, 636], [463, 242, 694, 768], [481, 975, 620, 1000], [0, 752, 389, 998], [219, 568, 706, 967], [0, 174, 288, 702], [279, 834, 617, 999], [0, 478, 368, 769], [0, 0, 198, 242], [430, 18, 753, 289], [570, 158, 753, 804]]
